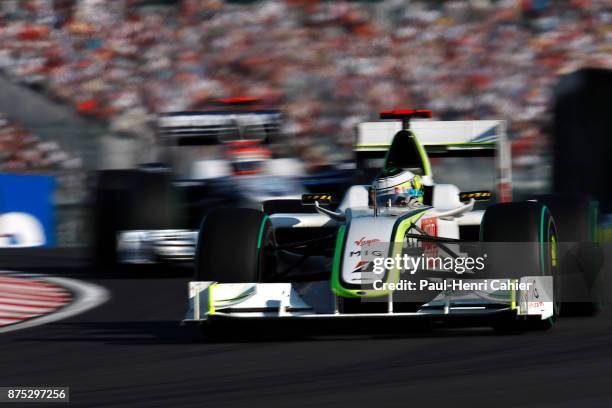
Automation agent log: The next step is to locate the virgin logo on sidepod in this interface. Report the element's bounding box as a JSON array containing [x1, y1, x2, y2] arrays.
[[354, 237, 380, 247]]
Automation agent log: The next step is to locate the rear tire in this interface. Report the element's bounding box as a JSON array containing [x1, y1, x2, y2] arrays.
[[195, 208, 275, 282], [480, 201, 558, 331]]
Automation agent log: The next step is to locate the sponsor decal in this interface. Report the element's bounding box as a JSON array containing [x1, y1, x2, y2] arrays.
[[349, 250, 383, 257], [421, 217, 438, 266], [354, 237, 380, 247], [421, 217, 437, 237], [352, 260, 372, 273]]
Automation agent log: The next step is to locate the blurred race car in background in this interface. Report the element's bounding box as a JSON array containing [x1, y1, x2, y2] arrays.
[[91, 98, 353, 266], [185, 109, 603, 332]]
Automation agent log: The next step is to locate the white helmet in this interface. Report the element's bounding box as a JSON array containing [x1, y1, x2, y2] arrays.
[[374, 167, 424, 207]]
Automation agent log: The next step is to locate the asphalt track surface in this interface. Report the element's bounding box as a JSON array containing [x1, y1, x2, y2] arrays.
[[2, 249, 612, 407]]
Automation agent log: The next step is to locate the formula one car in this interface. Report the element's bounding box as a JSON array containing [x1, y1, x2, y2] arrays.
[[91, 98, 353, 266], [184, 109, 602, 332]]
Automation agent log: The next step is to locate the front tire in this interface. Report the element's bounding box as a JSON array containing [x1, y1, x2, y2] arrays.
[[195, 208, 275, 283], [533, 194, 602, 315], [480, 202, 559, 331]]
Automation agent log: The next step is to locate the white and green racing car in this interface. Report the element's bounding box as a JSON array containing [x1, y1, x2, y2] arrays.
[[184, 109, 601, 332]]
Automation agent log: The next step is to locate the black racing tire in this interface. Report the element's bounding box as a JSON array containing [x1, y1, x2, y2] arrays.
[[533, 194, 602, 315], [195, 208, 275, 283], [480, 201, 559, 331], [262, 199, 318, 215], [92, 170, 178, 268]]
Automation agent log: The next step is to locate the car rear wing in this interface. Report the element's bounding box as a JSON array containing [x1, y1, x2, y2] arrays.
[[355, 120, 511, 202], [157, 110, 282, 146]]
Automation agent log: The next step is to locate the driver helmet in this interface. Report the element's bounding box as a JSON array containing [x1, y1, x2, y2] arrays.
[[225, 140, 271, 176], [374, 167, 424, 207]]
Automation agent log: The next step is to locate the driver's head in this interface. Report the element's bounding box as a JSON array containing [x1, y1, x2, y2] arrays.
[[225, 140, 271, 175], [374, 167, 423, 207]]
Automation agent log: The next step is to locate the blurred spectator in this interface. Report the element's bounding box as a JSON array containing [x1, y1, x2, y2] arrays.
[[0, 0, 610, 168], [0, 113, 82, 171]]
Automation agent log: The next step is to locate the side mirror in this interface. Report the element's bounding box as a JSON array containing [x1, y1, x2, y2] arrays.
[[459, 191, 493, 202], [301, 194, 333, 206]]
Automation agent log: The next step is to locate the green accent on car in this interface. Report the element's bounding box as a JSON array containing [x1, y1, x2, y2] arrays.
[[380, 209, 430, 296], [425, 141, 496, 146], [551, 234, 558, 267], [208, 283, 218, 315], [412, 132, 432, 176], [330, 225, 353, 297], [257, 215, 269, 249], [354, 144, 392, 149], [539, 206, 557, 325], [539, 206, 547, 275], [331, 208, 429, 298], [354, 142, 496, 149], [510, 279, 517, 310], [381, 130, 431, 176], [255, 215, 270, 279]]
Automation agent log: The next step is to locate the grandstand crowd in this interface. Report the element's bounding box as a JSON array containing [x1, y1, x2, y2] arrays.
[[0, 0, 610, 167], [0, 112, 81, 171]]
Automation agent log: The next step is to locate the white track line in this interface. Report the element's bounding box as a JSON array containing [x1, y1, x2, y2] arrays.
[[0, 272, 110, 334]]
